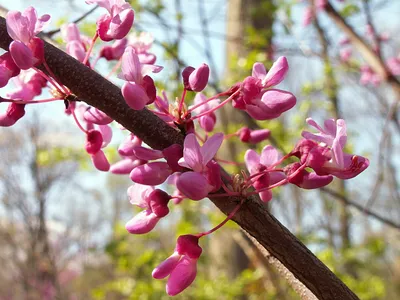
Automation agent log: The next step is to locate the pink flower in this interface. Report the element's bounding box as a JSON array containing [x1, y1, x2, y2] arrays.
[[300, 118, 369, 179], [6, 7, 50, 69], [61, 23, 88, 64], [129, 32, 156, 64], [176, 133, 223, 200], [130, 162, 172, 185], [251, 57, 289, 89], [245, 145, 286, 202], [99, 38, 128, 61], [86, 0, 134, 41], [190, 93, 219, 132], [153, 235, 202, 296], [232, 57, 296, 120], [83, 107, 113, 125], [7, 69, 47, 101], [0, 52, 20, 88], [237, 127, 270, 144], [184, 63, 210, 92], [0, 103, 25, 127], [284, 162, 333, 189], [120, 46, 162, 110], [125, 184, 170, 234]]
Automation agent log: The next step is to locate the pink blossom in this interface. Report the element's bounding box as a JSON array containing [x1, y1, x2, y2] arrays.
[[125, 184, 170, 234], [237, 127, 270, 144], [190, 93, 219, 132], [0, 52, 20, 88], [186, 63, 210, 92], [85, 0, 134, 41], [130, 161, 172, 185], [129, 32, 156, 64], [0, 103, 25, 127], [252, 57, 288, 88], [7, 69, 47, 101], [153, 235, 202, 296], [284, 162, 333, 189], [176, 133, 223, 200], [91, 150, 110, 171], [6, 7, 50, 69], [61, 23, 87, 63], [99, 38, 128, 61], [245, 145, 286, 202], [300, 118, 369, 179], [83, 107, 113, 125], [120, 46, 162, 110]]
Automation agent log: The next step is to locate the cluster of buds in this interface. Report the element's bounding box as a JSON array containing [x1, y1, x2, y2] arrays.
[[0, 1, 370, 296]]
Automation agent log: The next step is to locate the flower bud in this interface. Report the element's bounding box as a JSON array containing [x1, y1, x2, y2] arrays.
[[188, 63, 210, 92]]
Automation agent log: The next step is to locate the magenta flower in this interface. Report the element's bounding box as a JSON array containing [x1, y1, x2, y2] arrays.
[[251, 57, 288, 89], [121, 46, 162, 110], [176, 133, 223, 200], [85, 0, 134, 41], [61, 23, 87, 63], [232, 57, 296, 120], [99, 38, 128, 61], [129, 32, 156, 64], [190, 93, 219, 132], [301, 118, 369, 179], [6, 7, 50, 69], [0, 103, 25, 127], [153, 235, 202, 296], [0, 52, 20, 88], [237, 127, 270, 144], [245, 145, 286, 202], [125, 184, 170, 234]]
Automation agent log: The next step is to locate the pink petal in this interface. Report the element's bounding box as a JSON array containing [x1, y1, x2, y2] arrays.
[[299, 173, 333, 189], [129, 162, 171, 185], [91, 150, 110, 172], [118, 133, 142, 156], [132, 146, 163, 160], [107, 8, 134, 40], [251, 62, 267, 80], [262, 56, 288, 88], [110, 158, 144, 174], [9, 41, 34, 70], [152, 252, 181, 279], [127, 184, 154, 208], [99, 125, 113, 148], [121, 82, 149, 110], [181, 134, 202, 172], [176, 172, 211, 200], [188, 63, 209, 92], [244, 149, 260, 174], [166, 256, 198, 296], [83, 107, 113, 125], [121, 46, 142, 83], [201, 133, 223, 166], [125, 210, 159, 234], [260, 89, 296, 115], [260, 145, 280, 167]]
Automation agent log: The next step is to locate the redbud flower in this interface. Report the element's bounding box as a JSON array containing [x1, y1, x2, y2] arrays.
[[130, 162, 172, 185], [85, 0, 134, 41], [176, 133, 223, 200], [121, 46, 162, 110], [7, 69, 47, 101], [83, 107, 113, 125], [125, 184, 170, 234], [99, 38, 128, 61], [301, 118, 369, 179], [252, 57, 288, 88], [237, 127, 271, 143], [153, 235, 202, 296], [0, 103, 25, 127], [62, 23, 87, 63], [129, 32, 156, 64], [245, 145, 286, 202], [6, 7, 50, 69], [0, 52, 20, 88], [182, 64, 210, 92], [190, 93, 219, 132], [284, 162, 333, 189]]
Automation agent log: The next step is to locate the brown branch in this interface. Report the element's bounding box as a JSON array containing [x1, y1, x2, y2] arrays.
[[0, 16, 359, 300]]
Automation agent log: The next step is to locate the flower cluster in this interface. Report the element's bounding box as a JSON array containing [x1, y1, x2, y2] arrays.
[[0, 2, 370, 296]]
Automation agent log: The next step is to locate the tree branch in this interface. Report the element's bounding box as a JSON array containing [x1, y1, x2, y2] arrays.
[[0, 17, 359, 300]]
